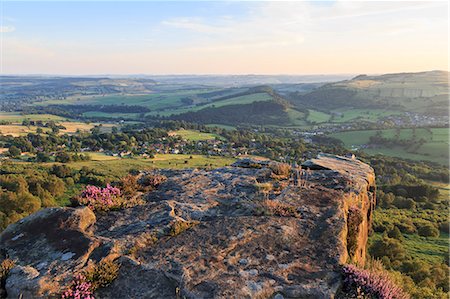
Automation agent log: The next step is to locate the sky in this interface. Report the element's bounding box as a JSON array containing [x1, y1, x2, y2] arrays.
[[1, 1, 448, 75]]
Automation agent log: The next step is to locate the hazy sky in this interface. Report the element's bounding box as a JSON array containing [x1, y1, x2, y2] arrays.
[[1, 1, 448, 75]]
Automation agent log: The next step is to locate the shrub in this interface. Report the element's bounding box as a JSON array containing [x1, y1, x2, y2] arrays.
[[417, 223, 439, 238], [370, 236, 406, 263], [75, 184, 122, 211], [255, 182, 273, 193], [257, 200, 298, 217], [169, 220, 198, 237], [347, 206, 363, 257], [341, 264, 409, 299], [269, 163, 291, 179], [118, 174, 140, 197], [128, 232, 158, 257], [61, 274, 94, 299], [140, 174, 167, 188], [439, 221, 449, 234], [8, 146, 21, 158], [387, 227, 403, 240], [0, 259, 15, 283], [393, 197, 416, 210], [84, 260, 120, 290]]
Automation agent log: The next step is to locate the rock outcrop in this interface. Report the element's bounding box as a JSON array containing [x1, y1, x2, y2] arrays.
[[0, 154, 376, 299]]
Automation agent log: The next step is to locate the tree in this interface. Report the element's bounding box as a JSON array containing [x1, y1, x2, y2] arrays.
[[8, 146, 21, 158]]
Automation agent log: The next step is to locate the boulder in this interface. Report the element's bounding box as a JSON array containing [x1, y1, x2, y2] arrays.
[[0, 154, 376, 299]]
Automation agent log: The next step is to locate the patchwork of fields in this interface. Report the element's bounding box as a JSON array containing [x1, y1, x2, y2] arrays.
[[331, 128, 449, 165], [0, 112, 114, 136]]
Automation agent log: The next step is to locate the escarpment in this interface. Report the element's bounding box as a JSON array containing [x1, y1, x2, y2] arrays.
[[0, 154, 376, 299]]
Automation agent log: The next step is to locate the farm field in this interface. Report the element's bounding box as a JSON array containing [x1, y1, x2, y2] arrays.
[[169, 129, 223, 141], [307, 110, 330, 123], [82, 112, 140, 119], [44, 154, 236, 179], [205, 124, 236, 130], [0, 125, 51, 136], [147, 92, 274, 117], [330, 128, 449, 165], [0, 121, 114, 136], [331, 108, 402, 123], [33, 89, 218, 110], [0, 112, 67, 122]]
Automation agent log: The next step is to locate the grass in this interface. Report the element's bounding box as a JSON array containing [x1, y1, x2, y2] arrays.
[[59, 122, 114, 134], [286, 108, 308, 126], [307, 110, 330, 123], [147, 92, 274, 117], [82, 112, 140, 119], [0, 125, 50, 136], [330, 128, 449, 165], [0, 112, 66, 123], [205, 124, 236, 130], [370, 232, 448, 265], [331, 109, 402, 123], [34, 89, 217, 110], [168, 129, 223, 141], [43, 154, 236, 179]]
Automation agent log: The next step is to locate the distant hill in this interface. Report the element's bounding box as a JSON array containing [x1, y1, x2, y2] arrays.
[[168, 86, 297, 126], [288, 71, 449, 115]]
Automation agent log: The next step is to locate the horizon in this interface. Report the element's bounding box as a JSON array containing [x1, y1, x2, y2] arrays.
[[2, 1, 449, 75], [1, 69, 447, 78]]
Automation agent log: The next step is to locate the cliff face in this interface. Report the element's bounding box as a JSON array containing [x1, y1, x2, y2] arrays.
[[0, 154, 375, 299]]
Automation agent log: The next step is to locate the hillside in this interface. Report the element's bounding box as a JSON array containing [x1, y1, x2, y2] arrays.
[[168, 86, 297, 126], [0, 155, 376, 298], [289, 71, 449, 115]]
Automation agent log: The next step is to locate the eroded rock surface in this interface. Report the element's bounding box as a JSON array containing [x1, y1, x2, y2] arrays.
[[0, 154, 375, 299]]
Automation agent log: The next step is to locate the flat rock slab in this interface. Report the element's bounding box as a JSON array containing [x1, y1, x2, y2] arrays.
[[0, 155, 375, 299]]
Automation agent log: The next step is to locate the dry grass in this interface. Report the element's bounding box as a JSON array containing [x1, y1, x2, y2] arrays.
[[269, 163, 291, 179], [255, 182, 273, 193], [128, 232, 158, 258], [0, 125, 50, 136], [257, 200, 298, 217], [169, 220, 198, 237], [0, 259, 15, 281]]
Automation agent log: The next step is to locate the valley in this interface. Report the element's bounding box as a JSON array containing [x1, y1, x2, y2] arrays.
[[0, 70, 448, 298]]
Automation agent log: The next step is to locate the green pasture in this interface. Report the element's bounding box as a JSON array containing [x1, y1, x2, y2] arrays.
[[45, 154, 236, 179], [147, 92, 274, 117], [82, 111, 140, 119], [0, 112, 66, 123], [330, 128, 449, 165], [331, 109, 402, 123], [169, 129, 223, 141], [370, 232, 448, 265], [307, 110, 330, 123], [34, 89, 216, 110]]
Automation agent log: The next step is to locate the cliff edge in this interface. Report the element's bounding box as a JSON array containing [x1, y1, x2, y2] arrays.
[[0, 154, 376, 299]]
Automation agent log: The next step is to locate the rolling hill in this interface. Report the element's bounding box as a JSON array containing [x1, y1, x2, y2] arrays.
[[288, 71, 449, 115]]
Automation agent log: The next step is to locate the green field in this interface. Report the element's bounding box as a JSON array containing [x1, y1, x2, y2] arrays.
[[370, 232, 448, 265], [44, 154, 236, 179], [147, 92, 274, 117], [331, 128, 449, 165], [34, 89, 216, 110], [205, 124, 236, 130], [82, 111, 140, 119], [0, 112, 67, 123], [307, 110, 330, 123], [169, 129, 223, 141], [331, 109, 402, 123]]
